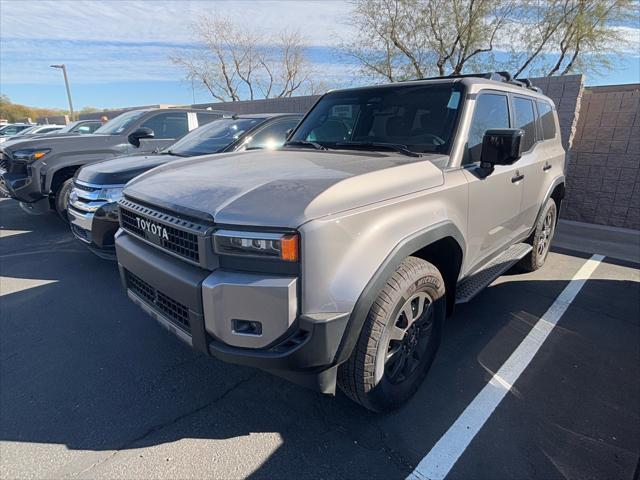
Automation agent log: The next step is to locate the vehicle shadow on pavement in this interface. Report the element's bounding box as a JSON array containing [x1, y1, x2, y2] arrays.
[[1, 203, 639, 479]]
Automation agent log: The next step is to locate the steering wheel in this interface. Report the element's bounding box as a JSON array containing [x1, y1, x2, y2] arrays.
[[421, 133, 446, 145]]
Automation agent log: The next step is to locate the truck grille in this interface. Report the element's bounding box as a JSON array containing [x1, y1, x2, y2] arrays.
[[126, 270, 191, 332], [0, 157, 7, 172], [119, 206, 201, 263]]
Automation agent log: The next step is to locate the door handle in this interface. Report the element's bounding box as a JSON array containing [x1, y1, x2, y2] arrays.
[[543, 163, 552, 172], [511, 172, 524, 183]]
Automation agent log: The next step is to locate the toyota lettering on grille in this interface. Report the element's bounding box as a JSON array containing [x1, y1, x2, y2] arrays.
[[136, 217, 169, 241]]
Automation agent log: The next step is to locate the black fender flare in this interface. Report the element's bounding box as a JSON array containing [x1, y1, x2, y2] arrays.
[[333, 221, 466, 365]]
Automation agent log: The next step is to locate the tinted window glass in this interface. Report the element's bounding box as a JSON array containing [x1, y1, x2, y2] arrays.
[[537, 101, 556, 140], [245, 118, 301, 150], [0, 125, 31, 135], [69, 121, 101, 134], [513, 97, 536, 152], [196, 112, 222, 126], [167, 117, 262, 156], [466, 94, 510, 164], [290, 84, 464, 154], [141, 112, 189, 139], [37, 127, 61, 134], [14, 126, 38, 135], [95, 110, 147, 135]]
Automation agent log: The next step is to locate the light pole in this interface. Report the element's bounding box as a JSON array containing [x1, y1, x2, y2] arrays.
[[50, 64, 74, 121]]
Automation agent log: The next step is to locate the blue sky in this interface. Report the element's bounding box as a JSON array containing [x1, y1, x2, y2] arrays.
[[1, 0, 639, 110]]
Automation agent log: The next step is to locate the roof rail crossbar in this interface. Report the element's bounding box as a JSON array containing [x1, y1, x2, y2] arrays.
[[401, 71, 517, 83], [401, 71, 545, 93]]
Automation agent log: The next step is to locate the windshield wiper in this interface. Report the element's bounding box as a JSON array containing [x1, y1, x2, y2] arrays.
[[164, 150, 189, 157], [284, 140, 327, 151], [334, 142, 422, 157]]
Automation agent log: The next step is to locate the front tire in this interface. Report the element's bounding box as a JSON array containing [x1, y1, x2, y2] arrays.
[[54, 178, 74, 221], [338, 256, 446, 412], [518, 199, 557, 272]]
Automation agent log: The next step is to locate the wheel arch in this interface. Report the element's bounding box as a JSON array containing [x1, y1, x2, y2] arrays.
[[333, 221, 465, 366], [50, 165, 80, 196]]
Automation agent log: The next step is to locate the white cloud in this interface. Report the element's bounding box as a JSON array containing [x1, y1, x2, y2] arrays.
[[0, 0, 354, 46]]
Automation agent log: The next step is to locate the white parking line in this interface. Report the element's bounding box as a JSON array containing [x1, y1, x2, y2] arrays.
[[408, 254, 605, 480]]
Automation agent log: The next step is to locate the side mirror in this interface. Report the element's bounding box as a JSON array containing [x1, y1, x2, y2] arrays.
[[479, 128, 524, 175], [128, 127, 154, 147]]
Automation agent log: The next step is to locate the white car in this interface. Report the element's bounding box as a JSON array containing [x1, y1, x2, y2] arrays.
[[0, 124, 65, 143]]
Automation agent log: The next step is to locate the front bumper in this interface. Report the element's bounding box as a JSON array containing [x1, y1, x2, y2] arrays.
[[0, 155, 45, 203], [68, 202, 120, 259], [116, 231, 349, 394]]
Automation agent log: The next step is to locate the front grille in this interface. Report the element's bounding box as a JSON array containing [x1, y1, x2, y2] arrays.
[[0, 156, 27, 175], [126, 270, 191, 332], [119, 205, 201, 263]]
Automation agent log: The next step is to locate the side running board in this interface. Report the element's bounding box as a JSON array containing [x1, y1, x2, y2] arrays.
[[455, 243, 532, 304]]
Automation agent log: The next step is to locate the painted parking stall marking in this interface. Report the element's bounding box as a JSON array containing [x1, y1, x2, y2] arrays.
[[408, 254, 605, 480]]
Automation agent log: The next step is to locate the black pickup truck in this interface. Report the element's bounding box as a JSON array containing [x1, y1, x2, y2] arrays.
[[0, 108, 225, 219]]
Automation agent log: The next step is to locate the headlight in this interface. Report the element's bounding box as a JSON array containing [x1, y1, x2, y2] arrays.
[[213, 230, 299, 261], [12, 148, 51, 162], [99, 187, 124, 203]]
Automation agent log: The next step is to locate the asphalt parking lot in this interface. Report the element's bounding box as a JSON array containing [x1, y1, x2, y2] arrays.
[[1, 197, 639, 480]]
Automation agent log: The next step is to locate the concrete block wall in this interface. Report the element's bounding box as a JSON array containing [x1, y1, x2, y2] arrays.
[[529, 74, 584, 153], [564, 84, 640, 230]]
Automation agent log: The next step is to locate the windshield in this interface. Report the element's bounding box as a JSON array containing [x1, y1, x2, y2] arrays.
[[14, 126, 38, 136], [94, 110, 147, 135], [289, 83, 464, 154], [166, 117, 262, 156], [55, 121, 82, 134]]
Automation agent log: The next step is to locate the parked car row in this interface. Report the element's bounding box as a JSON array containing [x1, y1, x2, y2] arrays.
[[0, 119, 102, 144], [0, 72, 566, 411]]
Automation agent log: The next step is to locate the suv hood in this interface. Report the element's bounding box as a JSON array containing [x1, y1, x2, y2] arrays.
[[77, 153, 178, 185], [125, 149, 446, 227]]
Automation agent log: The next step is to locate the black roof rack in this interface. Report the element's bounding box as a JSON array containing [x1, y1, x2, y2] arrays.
[[405, 71, 542, 93]]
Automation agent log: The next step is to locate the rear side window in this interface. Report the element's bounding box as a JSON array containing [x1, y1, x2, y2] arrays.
[[245, 118, 301, 150], [466, 93, 510, 164], [537, 101, 556, 140], [196, 112, 221, 126], [141, 112, 189, 139], [513, 97, 536, 152]]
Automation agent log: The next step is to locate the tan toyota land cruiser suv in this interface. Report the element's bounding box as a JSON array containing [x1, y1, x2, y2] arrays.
[[114, 72, 565, 412]]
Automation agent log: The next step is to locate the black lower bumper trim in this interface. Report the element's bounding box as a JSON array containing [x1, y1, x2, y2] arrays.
[[116, 232, 350, 393]]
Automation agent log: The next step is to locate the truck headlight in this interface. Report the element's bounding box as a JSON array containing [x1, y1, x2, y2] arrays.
[[213, 230, 299, 261], [12, 148, 51, 162], [99, 187, 124, 203]]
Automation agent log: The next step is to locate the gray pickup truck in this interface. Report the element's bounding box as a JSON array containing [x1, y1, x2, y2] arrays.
[[0, 108, 225, 218], [114, 72, 565, 412]]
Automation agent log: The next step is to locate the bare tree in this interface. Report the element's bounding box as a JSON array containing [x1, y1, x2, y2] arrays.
[[171, 16, 319, 102], [509, 0, 634, 78], [344, 0, 636, 81], [546, 0, 634, 76], [343, 0, 515, 81]]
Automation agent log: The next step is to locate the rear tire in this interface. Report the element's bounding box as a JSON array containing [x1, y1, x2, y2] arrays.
[[518, 199, 557, 272], [338, 256, 446, 412], [54, 178, 74, 222]]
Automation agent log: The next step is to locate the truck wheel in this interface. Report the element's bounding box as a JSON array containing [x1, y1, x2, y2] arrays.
[[518, 199, 557, 272], [338, 256, 446, 412], [54, 178, 74, 221]]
